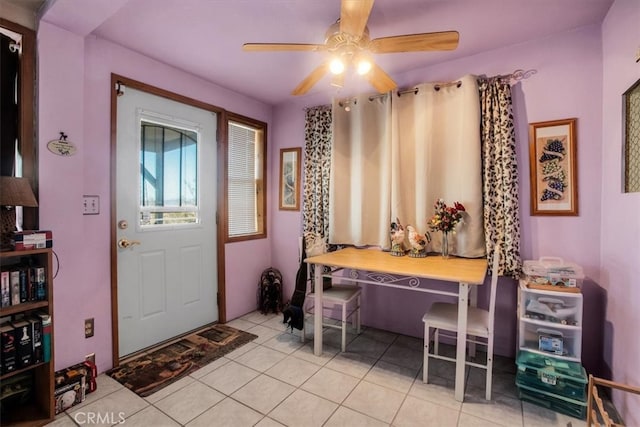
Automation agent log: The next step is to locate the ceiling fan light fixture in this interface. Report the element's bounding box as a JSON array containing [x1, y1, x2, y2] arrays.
[[356, 56, 372, 75], [329, 57, 346, 74], [244, 0, 459, 96]]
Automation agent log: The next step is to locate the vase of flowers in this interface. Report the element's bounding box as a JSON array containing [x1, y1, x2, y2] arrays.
[[427, 199, 465, 258]]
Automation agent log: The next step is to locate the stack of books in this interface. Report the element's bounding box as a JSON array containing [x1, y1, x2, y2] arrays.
[[0, 264, 47, 307], [0, 311, 51, 374]]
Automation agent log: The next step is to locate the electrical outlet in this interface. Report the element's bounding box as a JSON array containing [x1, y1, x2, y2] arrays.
[[85, 353, 96, 364], [85, 318, 94, 338]]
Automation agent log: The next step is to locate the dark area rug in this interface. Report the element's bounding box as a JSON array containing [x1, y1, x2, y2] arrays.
[[107, 324, 257, 397]]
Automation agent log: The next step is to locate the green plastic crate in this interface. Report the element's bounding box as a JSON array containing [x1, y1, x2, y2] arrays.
[[516, 350, 587, 400], [518, 383, 587, 420]]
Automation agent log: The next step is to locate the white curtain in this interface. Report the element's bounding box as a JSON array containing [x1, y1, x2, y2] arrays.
[[328, 74, 485, 257], [329, 94, 391, 247], [392, 74, 485, 257]]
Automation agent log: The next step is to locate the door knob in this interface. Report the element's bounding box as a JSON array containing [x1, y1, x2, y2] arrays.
[[118, 238, 141, 249]]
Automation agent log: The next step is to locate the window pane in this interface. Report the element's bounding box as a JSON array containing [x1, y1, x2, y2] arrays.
[[140, 121, 199, 226]]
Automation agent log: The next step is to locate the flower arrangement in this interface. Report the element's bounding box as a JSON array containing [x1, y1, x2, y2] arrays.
[[427, 199, 465, 233]]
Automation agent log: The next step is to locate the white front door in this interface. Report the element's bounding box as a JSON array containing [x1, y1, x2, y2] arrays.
[[116, 86, 218, 357]]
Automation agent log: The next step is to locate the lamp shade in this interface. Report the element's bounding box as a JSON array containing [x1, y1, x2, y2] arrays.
[[0, 176, 38, 207]]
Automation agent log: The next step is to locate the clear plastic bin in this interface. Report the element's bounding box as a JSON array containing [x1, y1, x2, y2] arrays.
[[523, 257, 584, 289], [521, 285, 583, 326], [519, 320, 581, 361]]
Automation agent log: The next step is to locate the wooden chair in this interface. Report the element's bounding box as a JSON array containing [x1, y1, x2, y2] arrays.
[[422, 246, 501, 400], [587, 374, 640, 426]]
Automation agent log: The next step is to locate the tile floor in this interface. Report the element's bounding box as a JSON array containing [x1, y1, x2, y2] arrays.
[[47, 311, 587, 426]]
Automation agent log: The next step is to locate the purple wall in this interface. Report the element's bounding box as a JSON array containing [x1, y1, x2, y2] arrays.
[[601, 1, 640, 424], [271, 25, 605, 363], [38, 22, 274, 373], [35, 4, 640, 423]]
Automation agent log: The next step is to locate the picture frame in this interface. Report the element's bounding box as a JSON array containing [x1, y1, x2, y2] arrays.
[[623, 78, 640, 193], [529, 118, 578, 216], [279, 147, 301, 211]]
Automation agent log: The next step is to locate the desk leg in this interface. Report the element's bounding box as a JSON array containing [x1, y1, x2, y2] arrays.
[[468, 285, 478, 358], [455, 282, 469, 402], [313, 265, 324, 356]]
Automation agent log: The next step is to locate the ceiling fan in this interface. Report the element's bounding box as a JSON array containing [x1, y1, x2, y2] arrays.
[[242, 0, 459, 96]]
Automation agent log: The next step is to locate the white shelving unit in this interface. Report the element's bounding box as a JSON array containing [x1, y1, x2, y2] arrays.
[[517, 280, 583, 362]]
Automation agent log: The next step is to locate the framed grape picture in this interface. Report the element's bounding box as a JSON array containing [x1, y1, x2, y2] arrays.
[[529, 118, 578, 216]]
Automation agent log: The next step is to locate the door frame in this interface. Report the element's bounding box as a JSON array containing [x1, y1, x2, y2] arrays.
[[109, 74, 227, 367]]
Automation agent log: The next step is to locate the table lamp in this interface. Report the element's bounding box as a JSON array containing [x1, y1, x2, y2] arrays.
[[0, 176, 38, 249]]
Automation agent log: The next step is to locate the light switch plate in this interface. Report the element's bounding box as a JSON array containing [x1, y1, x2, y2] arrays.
[[83, 195, 100, 215]]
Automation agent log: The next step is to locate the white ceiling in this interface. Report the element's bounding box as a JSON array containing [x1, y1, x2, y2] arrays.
[[38, 0, 613, 107]]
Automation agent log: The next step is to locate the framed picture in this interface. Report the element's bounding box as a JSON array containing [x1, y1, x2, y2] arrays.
[[529, 118, 578, 216], [279, 147, 301, 210], [623, 78, 640, 193]]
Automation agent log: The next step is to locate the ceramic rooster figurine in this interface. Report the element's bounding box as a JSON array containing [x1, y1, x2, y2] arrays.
[[407, 225, 431, 258], [390, 218, 406, 256]]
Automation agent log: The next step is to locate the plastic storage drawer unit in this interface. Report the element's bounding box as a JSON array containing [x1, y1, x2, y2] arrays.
[[521, 286, 582, 326], [516, 350, 587, 400], [518, 382, 587, 419], [519, 318, 582, 361]]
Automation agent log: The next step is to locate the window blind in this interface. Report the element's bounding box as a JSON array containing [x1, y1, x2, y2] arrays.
[[228, 121, 257, 236]]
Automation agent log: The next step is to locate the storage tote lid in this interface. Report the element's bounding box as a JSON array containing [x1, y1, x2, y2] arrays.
[[516, 350, 587, 384], [523, 257, 584, 279]]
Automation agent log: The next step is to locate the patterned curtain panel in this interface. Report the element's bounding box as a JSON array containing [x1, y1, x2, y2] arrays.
[[478, 78, 522, 276], [302, 105, 332, 240]]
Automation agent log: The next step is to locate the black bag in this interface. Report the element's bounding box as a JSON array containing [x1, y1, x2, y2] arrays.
[[283, 245, 307, 331], [258, 267, 283, 314]]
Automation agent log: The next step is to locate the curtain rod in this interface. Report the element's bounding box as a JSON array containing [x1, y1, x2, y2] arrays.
[[368, 68, 538, 101], [331, 68, 538, 107], [480, 68, 537, 83]]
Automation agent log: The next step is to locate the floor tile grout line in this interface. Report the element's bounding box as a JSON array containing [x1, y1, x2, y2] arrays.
[[51, 313, 591, 427]]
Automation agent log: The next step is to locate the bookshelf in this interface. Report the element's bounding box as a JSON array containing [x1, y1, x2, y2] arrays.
[[1, 248, 55, 426]]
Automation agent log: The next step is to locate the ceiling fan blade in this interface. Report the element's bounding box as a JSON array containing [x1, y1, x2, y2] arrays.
[[243, 43, 326, 52], [291, 62, 329, 96], [365, 63, 397, 93], [369, 31, 459, 53], [340, 0, 374, 38]]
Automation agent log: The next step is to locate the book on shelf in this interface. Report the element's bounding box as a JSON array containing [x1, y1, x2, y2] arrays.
[[9, 270, 20, 305], [29, 266, 46, 301], [36, 311, 51, 363], [0, 322, 17, 374], [10, 319, 32, 369], [0, 271, 9, 308], [19, 268, 28, 303], [28, 316, 43, 364]]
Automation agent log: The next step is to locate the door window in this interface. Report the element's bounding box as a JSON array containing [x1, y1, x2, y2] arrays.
[[139, 118, 200, 227]]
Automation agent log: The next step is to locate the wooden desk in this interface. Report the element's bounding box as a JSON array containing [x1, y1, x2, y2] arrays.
[[305, 247, 487, 402]]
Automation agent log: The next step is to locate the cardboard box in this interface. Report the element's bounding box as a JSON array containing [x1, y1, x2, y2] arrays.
[[54, 365, 89, 414], [54, 375, 85, 414], [11, 230, 53, 250], [55, 361, 97, 396]]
